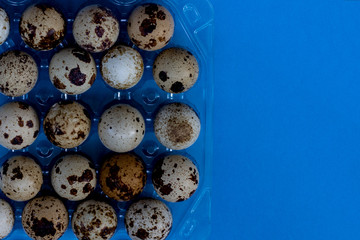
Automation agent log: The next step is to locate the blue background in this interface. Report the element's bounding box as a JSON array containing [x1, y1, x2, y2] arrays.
[[212, 0, 360, 239]]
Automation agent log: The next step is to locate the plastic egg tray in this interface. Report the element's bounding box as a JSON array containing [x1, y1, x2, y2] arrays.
[[0, 0, 214, 239]]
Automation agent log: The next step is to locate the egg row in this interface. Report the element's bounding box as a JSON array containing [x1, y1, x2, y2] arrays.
[[0, 154, 199, 203], [0, 197, 173, 240], [0, 46, 199, 98], [0, 101, 201, 151], [1, 3, 175, 52]]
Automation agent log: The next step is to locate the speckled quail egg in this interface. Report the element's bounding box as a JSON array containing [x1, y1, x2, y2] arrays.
[[98, 104, 145, 153], [49, 48, 96, 95], [0, 8, 10, 45], [101, 45, 144, 90], [19, 4, 66, 51], [0, 199, 14, 239], [43, 101, 91, 149], [0, 102, 39, 150], [73, 5, 119, 53], [22, 196, 68, 240], [128, 4, 174, 51], [154, 103, 200, 150], [125, 199, 172, 240], [100, 153, 146, 201], [153, 48, 199, 93], [0, 50, 38, 97], [72, 200, 117, 240], [152, 155, 199, 202], [0, 155, 43, 201], [51, 155, 96, 201]]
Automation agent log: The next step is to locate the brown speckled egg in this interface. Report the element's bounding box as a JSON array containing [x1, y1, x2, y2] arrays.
[[154, 103, 200, 150], [0, 199, 14, 239], [0, 102, 40, 150], [0, 156, 43, 201], [22, 196, 68, 240], [0, 8, 10, 45], [125, 199, 172, 240], [51, 155, 96, 201], [101, 45, 144, 90], [153, 48, 199, 93], [72, 200, 117, 240], [43, 101, 91, 149], [99, 153, 146, 201], [152, 155, 199, 202], [128, 4, 174, 51], [73, 5, 119, 53], [49, 48, 96, 95], [0, 50, 38, 97], [98, 104, 145, 153], [19, 4, 66, 51]]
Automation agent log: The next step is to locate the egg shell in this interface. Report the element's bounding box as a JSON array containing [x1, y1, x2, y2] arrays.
[[0, 8, 10, 45], [0, 50, 38, 97], [72, 200, 117, 240], [49, 48, 96, 95], [153, 48, 199, 93], [99, 153, 146, 201], [101, 45, 144, 90], [0, 102, 40, 150], [51, 155, 96, 201], [19, 4, 66, 51], [0, 156, 43, 202], [22, 196, 68, 240], [125, 199, 172, 240], [0, 199, 14, 239], [152, 155, 199, 202], [73, 5, 119, 53], [128, 4, 174, 51], [43, 101, 91, 149], [154, 103, 200, 150], [98, 104, 145, 153]]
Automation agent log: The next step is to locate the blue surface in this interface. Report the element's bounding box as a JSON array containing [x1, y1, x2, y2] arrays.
[[212, 0, 360, 239]]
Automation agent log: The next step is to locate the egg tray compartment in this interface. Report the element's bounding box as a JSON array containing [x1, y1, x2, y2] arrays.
[[0, 0, 214, 239]]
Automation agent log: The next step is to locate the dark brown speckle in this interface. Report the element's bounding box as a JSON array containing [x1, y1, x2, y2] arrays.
[[26, 120, 34, 128], [11, 135, 23, 145], [31, 217, 56, 237], [135, 228, 149, 240], [53, 76, 66, 90], [170, 81, 185, 93], [69, 65, 86, 86], [95, 26, 105, 38], [72, 48, 91, 63]]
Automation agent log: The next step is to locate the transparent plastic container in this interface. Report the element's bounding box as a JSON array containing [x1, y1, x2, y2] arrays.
[[0, 0, 214, 239]]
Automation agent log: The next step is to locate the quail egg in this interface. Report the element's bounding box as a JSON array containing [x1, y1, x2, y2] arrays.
[[154, 103, 200, 150], [73, 5, 119, 53], [49, 48, 96, 95], [0, 199, 14, 239], [72, 200, 117, 240], [19, 4, 66, 51], [51, 154, 96, 201], [152, 155, 199, 202], [0, 8, 10, 45], [22, 196, 68, 240], [100, 153, 146, 201], [128, 4, 174, 51], [98, 104, 145, 153], [101, 45, 144, 90], [125, 199, 172, 240], [153, 48, 199, 93], [43, 101, 91, 149], [0, 155, 43, 201], [0, 102, 40, 150], [0, 50, 38, 97]]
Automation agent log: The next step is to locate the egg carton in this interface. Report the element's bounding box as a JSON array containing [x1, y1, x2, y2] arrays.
[[0, 0, 214, 239]]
